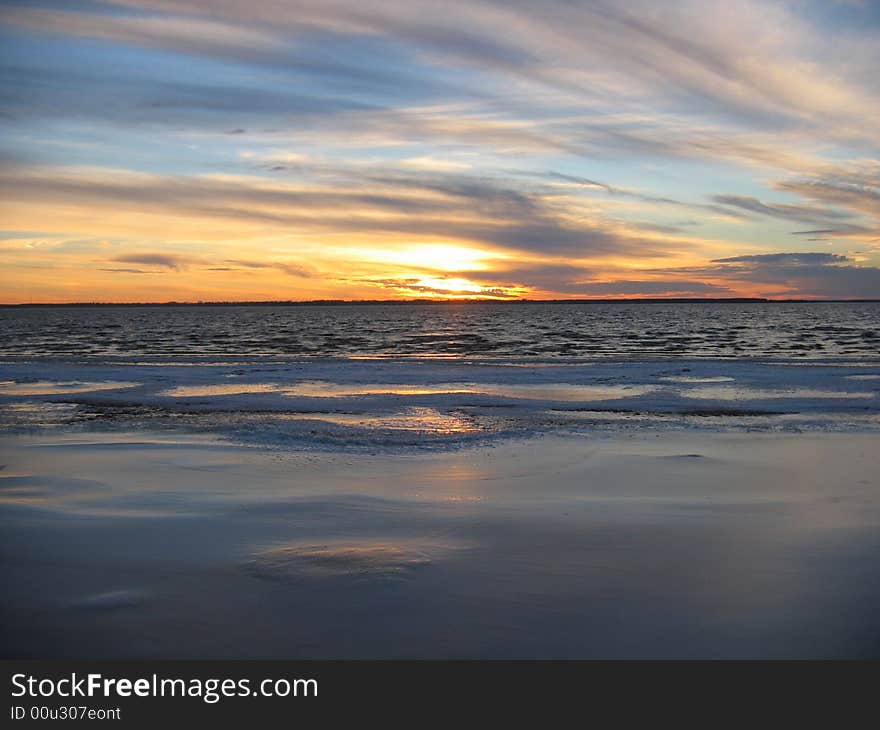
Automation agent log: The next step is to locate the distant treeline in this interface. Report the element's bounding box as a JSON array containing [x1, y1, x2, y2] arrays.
[[3, 297, 879, 307]]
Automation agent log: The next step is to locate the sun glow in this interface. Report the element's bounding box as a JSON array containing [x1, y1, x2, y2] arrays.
[[353, 244, 498, 272]]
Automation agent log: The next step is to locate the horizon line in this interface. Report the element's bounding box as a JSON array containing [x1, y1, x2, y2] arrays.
[[3, 297, 880, 307]]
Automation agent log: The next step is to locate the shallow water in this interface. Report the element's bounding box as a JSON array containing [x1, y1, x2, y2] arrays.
[[2, 431, 879, 658]]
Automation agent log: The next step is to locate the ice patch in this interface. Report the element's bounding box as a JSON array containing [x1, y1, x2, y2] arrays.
[[0, 380, 139, 396], [479, 383, 657, 401], [685, 386, 875, 400], [278, 407, 484, 434], [160, 383, 283, 397], [284, 381, 478, 397], [278, 381, 655, 401], [659, 376, 735, 383], [0, 401, 81, 430]]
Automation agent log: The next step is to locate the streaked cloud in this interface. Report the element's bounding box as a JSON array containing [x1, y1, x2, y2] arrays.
[[224, 259, 314, 278], [0, 163, 689, 259], [112, 252, 196, 270], [710, 195, 856, 225]]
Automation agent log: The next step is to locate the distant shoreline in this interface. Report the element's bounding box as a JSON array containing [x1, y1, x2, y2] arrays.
[[1, 297, 879, 307]]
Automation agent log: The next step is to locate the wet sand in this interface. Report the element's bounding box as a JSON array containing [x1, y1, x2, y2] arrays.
[[2, 430, 879, 658]]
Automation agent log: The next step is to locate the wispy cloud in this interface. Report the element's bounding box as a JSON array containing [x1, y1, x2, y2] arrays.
[[0, 164, 689, 259], [224, 259, 313, 277], [710, 195, 856, 225], [111, 252, 196, 270]]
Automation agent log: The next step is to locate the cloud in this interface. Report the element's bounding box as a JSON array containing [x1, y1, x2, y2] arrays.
[[368, 277, 522, 299], [1, 8, 286, 56], [775, 177, 880, 221], [429, 252, 879, 298], [580, 251, 880, 299], [111, 252, 195, 270], [118, 2, 879, 135], [0, 64, 375, 129], [224, 259, 313, 277], [555, 279, 731, 296], [447, 261, 732, 297], [710, 194, 856, 225], [0, 6, 465, 126], [0, 164, 688, 258], [789, 226, 876, 239], [460, 262, 594, 289], [101, 254, 314, 277], [712, 252, 850, 265], [5, 0, 879, 158], [695, 252, 880, 298]]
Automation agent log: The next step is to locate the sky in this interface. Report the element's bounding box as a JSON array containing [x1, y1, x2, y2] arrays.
[[1, 0, 879, 302]]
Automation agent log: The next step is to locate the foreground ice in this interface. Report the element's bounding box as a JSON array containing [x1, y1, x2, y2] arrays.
[[1, 357, 877, 449]]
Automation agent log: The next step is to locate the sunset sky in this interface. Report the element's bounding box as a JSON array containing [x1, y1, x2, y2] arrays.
[[1, 0, 879, 302]]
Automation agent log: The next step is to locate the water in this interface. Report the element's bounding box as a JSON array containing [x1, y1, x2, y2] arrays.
[[1, 302, 878, 449], [1, 301, 878, 360]]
